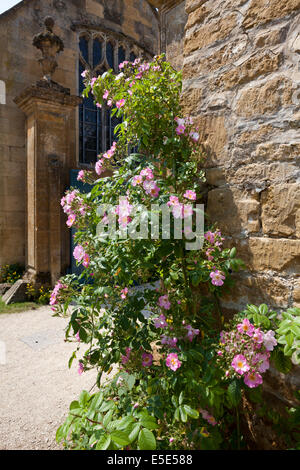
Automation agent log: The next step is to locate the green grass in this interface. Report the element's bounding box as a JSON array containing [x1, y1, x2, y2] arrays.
[[0, 297, 39, 314]]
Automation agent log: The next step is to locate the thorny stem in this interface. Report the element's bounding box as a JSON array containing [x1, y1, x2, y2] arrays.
[[236, 406, 241, 450], [213, 292, 223, 331]]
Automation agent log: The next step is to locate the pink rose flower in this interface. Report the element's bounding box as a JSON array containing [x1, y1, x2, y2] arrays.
[[263, 330, 277, 351], [154, 314, 167, 329], [167, 196, 179, 207], [183, 190, 196, 201], [158, 295, 171, 310], [237, 319, 255, 337], [204, 231, 215, 244], [174, 117, 185, 126], [116, 99, 125, 109], [172, 203, 183, 219], [78, 362, 84, 375], [210, 270, 225, 287], [190, 132, 199, 142], [140, 168, 154, 180], [67, 213, 76, 227], [77, 170, 85, 181], [95, 159, 104, 176], [185, 325, 200, 342], [73, 245, 85, 262], [142, 353, 153, 367], [231, 354, 250, 375], [175, 124, 185, 135], [166, 353, 182, 371], [132, 175, 143, 186], [121, 287, 129, 299], [82, 253, 90, 268], [244, 371, 263, 388], [183, 204, 193, 218]]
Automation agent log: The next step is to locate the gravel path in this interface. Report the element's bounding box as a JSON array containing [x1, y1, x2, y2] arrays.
[[0, 306, 97, 450]]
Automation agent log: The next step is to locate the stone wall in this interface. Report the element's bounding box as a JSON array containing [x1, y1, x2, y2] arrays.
[[0, 0, 159, 268], [160, 0, 187, 70], [182, 0, 300, 312]]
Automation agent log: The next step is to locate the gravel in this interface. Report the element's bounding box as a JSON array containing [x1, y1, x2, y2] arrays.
[[0, 306, 97, 450]]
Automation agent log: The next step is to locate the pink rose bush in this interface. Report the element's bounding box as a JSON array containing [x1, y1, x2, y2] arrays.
[[217, 318, 277, 388], [73, 244, 90, 268], [54, 56, 294, 451], [49, 280, 67, 311]]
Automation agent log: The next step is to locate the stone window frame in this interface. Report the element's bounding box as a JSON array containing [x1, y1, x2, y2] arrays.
[[76, 28, 149, 168], [0, 80, 6, 105]]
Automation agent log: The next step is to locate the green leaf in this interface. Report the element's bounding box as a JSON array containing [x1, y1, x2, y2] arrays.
[[103, 410, 114, 427], [70, 400, 80, 411], [259, 304, 268, 316], [179, 406, 187, 422], [227, 379, 241, 407], [90, 392, 104, 410], [286, 332, 294, 348], [184, 405, 199, 419], [68, 351, 77, 369], [171, 395, 178, 408], [179, 391, 184, 405], [174, 407, 180, 421], [118, 416, 135, 430], [272, 349, 292, 374], [246, 305, 259, 315], [110, 431, 131, 446], [140, 418, 159, 430], [291, 324, 300, 337], [79, 390, 90, 407], [56, 425, 65, 443], [99, 400, 115, 413], [284, 343, 293, 356], [138, 428, 156, 450], [128, 423, 140, 443], [96, 435, 111, 450]]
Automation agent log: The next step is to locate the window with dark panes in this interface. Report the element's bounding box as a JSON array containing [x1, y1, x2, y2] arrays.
[[78, 33, 143, 165]]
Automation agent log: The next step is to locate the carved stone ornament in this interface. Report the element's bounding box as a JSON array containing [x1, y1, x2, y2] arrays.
[[33, 17, 64, 82]]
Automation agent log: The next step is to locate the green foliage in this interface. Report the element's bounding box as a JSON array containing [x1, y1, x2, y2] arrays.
[[0, 264, 24, 284], [53, 57, 295, 451], [276, 308, 300, 365], [56, 389, 158, 450], [25, 282, 52, 305], [243, 304, 300, 368]]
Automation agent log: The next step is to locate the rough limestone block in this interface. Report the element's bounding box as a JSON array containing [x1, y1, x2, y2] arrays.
[[261, 184, 300, 237], [207, 188, 260, 235], [2, 280, 28, 305], [242, 0, 300, 30], [184, 13, 237, 53], [293, 280, 300, 307], [222, 273, 291, 309], [235, 77, 294, 117], [253, 142, 300, 163], [218, 52, 282, 90], [0, 283, 12, 296], [247, 237, 300, 273], [225, 162, 300, 190], [185, 3, 209, 29], [194, 114, 228, 167]]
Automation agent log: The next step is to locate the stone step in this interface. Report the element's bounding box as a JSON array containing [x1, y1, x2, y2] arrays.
[[2, 280, 28, 305]]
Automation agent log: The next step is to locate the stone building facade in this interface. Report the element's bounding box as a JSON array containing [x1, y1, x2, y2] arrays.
[[158, 0, 300, 311], [0, 0, 159, 284], [0, 0, 299, 312]]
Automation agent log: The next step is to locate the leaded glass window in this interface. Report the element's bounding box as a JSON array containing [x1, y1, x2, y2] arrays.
[[78, 33, 141, 165]]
